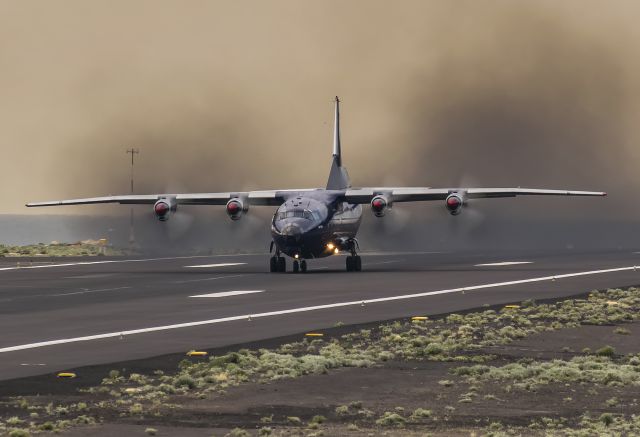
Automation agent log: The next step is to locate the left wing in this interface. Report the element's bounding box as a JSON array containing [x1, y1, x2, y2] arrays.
[[343, 187, 606, 203], [26, 189, 317, 208]]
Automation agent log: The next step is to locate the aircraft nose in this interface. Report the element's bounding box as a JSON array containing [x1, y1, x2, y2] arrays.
[[282, 223, 302, 238]]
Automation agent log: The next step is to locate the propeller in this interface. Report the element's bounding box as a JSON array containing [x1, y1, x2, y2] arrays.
[[372, 175, 414, 235], [446, 174, 486, 235], [162, 181, 196, 241]]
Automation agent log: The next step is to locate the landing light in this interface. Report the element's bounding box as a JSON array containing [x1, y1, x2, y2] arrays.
[[334, 248, 339, 254], [327, 243, 335, 250], [294, 254, 299, 259]]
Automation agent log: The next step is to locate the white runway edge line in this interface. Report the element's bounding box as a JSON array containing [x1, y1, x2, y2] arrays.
[[475, 261, 533, 267], [0, 255, 235, 272], [184, 263, 246, 268], [1, 265, 638, 353], [190, 290, 265, 298]]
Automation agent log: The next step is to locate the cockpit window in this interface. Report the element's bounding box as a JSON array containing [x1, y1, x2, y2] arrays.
[[276, 209, 318, 220]]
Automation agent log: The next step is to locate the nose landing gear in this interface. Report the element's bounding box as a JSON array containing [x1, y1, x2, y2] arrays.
[[293, 259, 308, 273]]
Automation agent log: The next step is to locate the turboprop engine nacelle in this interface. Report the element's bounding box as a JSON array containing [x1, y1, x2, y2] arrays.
[[445, 193, 464, 216], [226, 198, 247, 221], [370, 195, 391, 217], [154, 197, 177, 221]]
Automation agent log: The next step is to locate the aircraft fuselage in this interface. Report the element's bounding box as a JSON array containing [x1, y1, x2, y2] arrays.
[[270, 190, 362, 259]]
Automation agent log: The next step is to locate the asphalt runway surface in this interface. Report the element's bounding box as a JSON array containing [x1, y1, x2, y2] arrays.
[[1, 249, 640, 381]]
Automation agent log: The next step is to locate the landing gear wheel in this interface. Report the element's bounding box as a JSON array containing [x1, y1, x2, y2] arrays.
[[346, 255, 362, 272], [293, 260, 300, 273], [300, 260, 307, 273], [269, 256, 277, 272], [277, 256, 286, 272]]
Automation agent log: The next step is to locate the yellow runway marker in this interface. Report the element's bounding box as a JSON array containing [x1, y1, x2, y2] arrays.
[[504, 305, 520, 310], [57, 372, 76, 378], [186, 350, 208, 357], [411, 316, 428, 321], [305, 333, 324, 337]]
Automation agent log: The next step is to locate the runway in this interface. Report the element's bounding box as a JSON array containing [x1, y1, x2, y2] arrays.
[[1, 249, 640, 381]]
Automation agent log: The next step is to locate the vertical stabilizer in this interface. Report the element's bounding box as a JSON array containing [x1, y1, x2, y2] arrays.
[[326, 96, 351, 190], [333, 96, 342, 166]]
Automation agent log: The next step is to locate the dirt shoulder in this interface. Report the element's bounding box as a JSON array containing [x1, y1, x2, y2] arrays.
[[2, 289, 640, 436]]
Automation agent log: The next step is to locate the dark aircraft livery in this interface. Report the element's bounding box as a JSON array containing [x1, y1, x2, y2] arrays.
[[27, 97, 606, 273]]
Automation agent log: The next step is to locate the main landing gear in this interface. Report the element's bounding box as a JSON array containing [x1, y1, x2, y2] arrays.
[[269, 255, 286, 272], [346, 255, 362, 272], [345, 239, 362, 272], [269, 242, 286, 273]]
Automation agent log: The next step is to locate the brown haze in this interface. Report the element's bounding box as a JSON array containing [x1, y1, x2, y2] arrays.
[[1, 1, 639, 233]]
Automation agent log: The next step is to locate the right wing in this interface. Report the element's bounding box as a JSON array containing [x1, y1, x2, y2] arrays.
[[26, 190, 317, 208], [343, 187, 606, 204]]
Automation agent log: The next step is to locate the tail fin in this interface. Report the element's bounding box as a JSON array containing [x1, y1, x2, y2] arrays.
[[326, 96, 351, 190]]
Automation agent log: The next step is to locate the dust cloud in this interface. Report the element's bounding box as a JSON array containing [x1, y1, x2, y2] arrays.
[[1, 1, 639, 250]]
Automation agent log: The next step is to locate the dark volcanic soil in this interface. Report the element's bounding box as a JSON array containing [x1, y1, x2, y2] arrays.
[[2, 308, 640, 436]]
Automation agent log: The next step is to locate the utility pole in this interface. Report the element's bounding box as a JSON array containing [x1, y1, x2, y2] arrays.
[[126, 148, 139, 250]]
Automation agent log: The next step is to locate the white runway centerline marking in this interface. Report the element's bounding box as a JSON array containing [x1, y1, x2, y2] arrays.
[[184, 263, 246, 268], [190, 290, 265, 298], [1, 264, 638, 353], [475, 261, 533, 267], [50, 286, 132, 297], [0, 255, 229, 272], [172, 274, 251, 284]]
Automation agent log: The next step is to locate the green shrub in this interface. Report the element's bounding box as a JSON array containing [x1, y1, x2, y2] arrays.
[[600, 413, 614, 427], [174, 374, 196, 389], [375, 411, 406, 427], [74, 415, 95, 425], [335, 405, 350, 416], [596, 346, 616, 357], [310, 415, 326, 424], [129, 403, 143, 415], [286, 416, 302, 425], [410, 408, 432, 420], [39, 422, 55, 431], [605, 397, 619, 407], [614, 327, 630, 335], [425, 343, 443, 355]]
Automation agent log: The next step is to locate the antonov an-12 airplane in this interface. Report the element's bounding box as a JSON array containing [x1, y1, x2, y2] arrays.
[[28, 97, 606, 273]]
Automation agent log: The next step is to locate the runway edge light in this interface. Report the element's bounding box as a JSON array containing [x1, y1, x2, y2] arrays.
[[305, 332, 324, 337], [411, 316, 428, 321], [186, 350, 208, 357], [57, 372, 76, 378]]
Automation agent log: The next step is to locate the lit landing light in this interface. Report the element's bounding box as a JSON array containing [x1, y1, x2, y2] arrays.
[[294, 254, 299, 259], [334, 248, 339, 254], [326, 243, 335, 250]]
